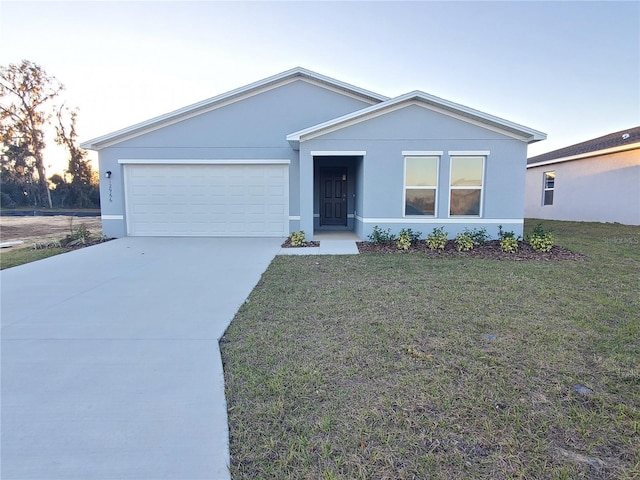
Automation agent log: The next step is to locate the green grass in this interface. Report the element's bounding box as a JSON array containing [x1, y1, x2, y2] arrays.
[[0, 246, 68, 270], [221, 220, 640, 479]]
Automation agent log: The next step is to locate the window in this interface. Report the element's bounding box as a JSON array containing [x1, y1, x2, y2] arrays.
[[543, 171, 555, 206], [449, 156, 484, 216], [404, 156, 438, 216]]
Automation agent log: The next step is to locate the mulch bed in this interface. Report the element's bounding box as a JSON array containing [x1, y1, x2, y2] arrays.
[[356, 240, 585, 260]]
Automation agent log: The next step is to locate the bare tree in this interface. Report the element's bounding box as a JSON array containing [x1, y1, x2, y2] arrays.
[[0, 60, 64, 208]]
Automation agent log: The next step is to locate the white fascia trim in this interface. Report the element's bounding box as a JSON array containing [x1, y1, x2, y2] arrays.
[[289, 215, 301, 221], [403, 150, 444, 156], [449, 150, 491, 156], [101, 215, 124, 220], [287, 92, 546, 144], [118, 159, 291, 165], [81, 68, 387, 150], [526, 142, 640, 168], [357, 216, 523, 225], [311, 151, 366, 156]]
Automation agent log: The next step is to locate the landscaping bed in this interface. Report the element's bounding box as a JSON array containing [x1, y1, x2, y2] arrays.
[[357, 239, 584, 260]]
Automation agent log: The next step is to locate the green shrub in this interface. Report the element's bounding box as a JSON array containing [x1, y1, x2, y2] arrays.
[[402, 228, 422, 243], [426, 226, 448, 250], [465, 227, 490, 245], [396, 233, 411, 251], [455, 232, 474, 251], [61, 223, 91, 247], [528, 223, 555, 252], [395, 228, 422, 251], [498, 225, 519, 253], [368, 226, 396, 244], [289, 231, 306, 247], [500, 236, 519, 253], [530, 233, 554, 252]]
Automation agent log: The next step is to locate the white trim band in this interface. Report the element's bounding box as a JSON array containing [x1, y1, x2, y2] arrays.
[[118, 159, 291, 165], [101, 215, 124, 220]]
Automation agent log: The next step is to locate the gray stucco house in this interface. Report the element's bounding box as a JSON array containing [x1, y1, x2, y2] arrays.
[[525, 126, 639, 225], [82, 67, 546, 240]]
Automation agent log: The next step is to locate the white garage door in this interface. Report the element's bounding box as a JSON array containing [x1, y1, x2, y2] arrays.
[[124, 162, 289, 237]]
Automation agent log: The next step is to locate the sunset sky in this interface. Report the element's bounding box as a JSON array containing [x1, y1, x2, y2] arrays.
[[1, 1, 638, 173]]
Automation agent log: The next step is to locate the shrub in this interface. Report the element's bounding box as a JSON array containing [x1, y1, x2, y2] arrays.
[[497, 225, 519, 253], [289, 231, 306, 247], [61, 223, 91, 247], [368, 226, 396, 244], [455, 232, 474, 252], [465, 227, 490, 245], [396, 233, 411, 251], [500, 236, 519, 253], [395, 228, 422, 251], [529, 223, 554, 252], [426, 226, 448, 250]]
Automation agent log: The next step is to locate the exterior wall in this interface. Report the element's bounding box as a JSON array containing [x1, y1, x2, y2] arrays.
[[525, 149, 640, 225], [97, 79, 374, 237], [299, 104, 528, 240]]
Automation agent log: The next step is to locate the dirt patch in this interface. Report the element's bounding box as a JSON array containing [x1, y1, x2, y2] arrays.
[[0, 216, 103, 247], [357, 239, 584, 260]]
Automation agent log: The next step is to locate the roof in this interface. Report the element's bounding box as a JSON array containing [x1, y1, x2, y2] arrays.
[[287, 90, 546, 149], [81, 67, 389, 150], [527, 126, 640, 167]]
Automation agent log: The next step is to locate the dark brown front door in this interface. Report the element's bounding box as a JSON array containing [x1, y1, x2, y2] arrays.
[[320, 168, 347, 226]]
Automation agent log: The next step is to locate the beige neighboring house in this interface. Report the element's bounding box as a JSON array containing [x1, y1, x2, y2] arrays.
[[525, 126, 640, 225]]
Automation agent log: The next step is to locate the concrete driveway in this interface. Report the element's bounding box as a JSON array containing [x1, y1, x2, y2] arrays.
[[1, 237, 282, 480]]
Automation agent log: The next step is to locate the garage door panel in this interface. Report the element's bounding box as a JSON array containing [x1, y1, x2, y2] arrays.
[[125, 164, 288, 237]]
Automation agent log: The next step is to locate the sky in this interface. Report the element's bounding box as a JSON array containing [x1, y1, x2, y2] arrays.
[[1, 0, 638, 174]]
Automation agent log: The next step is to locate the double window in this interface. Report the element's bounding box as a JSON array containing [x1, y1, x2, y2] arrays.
[[403, 153, 486, 217], [404, 156, 438, 216], [543, 171, 555, 206], [449, 156, 484, 216]]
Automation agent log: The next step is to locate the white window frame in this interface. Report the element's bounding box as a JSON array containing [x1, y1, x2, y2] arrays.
[[448, 155, 486, 217], [543, 171, 555, 206], [403, 155, 440, 217]]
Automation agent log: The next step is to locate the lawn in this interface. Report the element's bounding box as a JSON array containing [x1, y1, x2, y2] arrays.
[[221, 220, 639, 479], [0, 246, 68, 270]]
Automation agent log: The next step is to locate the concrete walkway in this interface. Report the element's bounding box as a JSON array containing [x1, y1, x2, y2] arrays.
[[1, 237, 282, 480]]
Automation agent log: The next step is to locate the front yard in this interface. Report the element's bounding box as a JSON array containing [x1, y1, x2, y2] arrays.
[[221, 220, 639, 479]]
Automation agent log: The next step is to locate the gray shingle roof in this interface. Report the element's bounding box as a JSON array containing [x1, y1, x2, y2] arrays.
[[527, 126, 640, 165]]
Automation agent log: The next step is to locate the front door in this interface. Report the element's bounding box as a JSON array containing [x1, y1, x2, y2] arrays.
[[319, 167, 348, 226]]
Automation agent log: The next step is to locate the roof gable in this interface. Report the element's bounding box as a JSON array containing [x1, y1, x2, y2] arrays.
[[287, 91, 546, 149], [81, 67, 388, 150], [527, 126, 640, 166]]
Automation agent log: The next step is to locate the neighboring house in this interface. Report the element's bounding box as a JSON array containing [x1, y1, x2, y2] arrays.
[[525, 126, 640, 225], [81, 67, 546, 240]]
